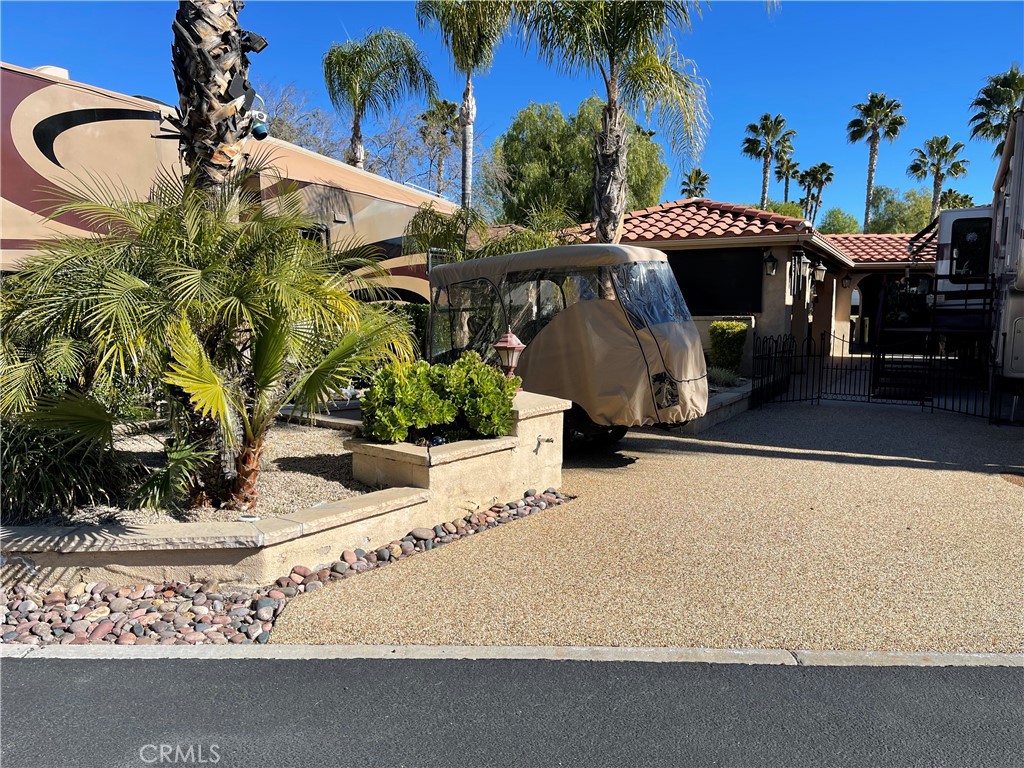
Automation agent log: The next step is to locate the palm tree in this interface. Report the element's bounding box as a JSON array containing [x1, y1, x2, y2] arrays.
[[170, 0, 267, 187], [741, 113, 795, 209], [680, 167, 710, 198], [846, 92, 906, 232], [418, 97, 460, 195], [323, 29, 437, 169], [416, 0, 511, 209], [907, 136, 970, 222], [517, 1, 708, 244], [939, 188, 974, 210], [797, 163, 833, 224], [969, 64, 1024, 158], [774, 156, 799, 203], [3, 165, 413, 510]]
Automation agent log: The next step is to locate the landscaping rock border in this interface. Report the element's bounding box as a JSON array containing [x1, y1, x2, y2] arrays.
[[0, 488, 567, 646]]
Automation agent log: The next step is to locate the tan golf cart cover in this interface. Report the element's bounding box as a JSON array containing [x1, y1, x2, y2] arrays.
[[429, 244, 708, 427]]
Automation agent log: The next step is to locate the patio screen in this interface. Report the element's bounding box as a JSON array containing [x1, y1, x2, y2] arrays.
[[665, 248, 763, 316]]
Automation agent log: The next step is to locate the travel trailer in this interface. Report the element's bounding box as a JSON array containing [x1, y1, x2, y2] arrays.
[[428, 244, 709, 445], [0, 61, 454, 299]]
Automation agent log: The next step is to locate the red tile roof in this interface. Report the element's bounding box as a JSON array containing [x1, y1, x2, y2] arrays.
[[578, 198, 811, 243], [824, 234, 937, 264], [575, 198, 935, 266]]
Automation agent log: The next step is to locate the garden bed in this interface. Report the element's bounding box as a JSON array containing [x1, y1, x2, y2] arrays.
[[41, 423, 367, 527]]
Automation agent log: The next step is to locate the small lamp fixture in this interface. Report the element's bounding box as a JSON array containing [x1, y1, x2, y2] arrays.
[[763, 248, 778, 277], [493, 327, 526, 379], [813, 260, 827, 283], [794, 249, 811, 278], [841, 275, 852, 289]]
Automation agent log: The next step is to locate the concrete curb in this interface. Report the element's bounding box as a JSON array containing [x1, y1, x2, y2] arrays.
[[2, 643, 1021, 667]]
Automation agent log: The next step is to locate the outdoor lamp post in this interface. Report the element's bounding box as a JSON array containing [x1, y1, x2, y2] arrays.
[[493, 328, 526, 379], [813, 260, 827, 283], [763, 248, 778, 277]]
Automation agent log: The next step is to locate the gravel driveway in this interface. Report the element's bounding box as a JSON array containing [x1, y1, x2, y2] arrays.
[[271, 402, 1024, 652]]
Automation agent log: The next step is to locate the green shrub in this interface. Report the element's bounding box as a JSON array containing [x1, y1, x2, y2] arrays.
[[362, 351, 519, 444], [707, 366, 742, 388], [708, 320, 748, 372], [0, 419, 143, 523]]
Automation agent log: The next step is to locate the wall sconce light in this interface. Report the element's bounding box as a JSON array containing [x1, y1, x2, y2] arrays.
[[793, 249, 811, 279], [763, 248, 778, 277], [813, 260, 827, 283], [841, 275, 852, 289], [493, 327, 526, 379]]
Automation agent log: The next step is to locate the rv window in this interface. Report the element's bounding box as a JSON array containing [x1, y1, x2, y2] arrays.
[[950, 217, 991, 277], [429, 279, 505, 363], [299, 224, 330, 252]]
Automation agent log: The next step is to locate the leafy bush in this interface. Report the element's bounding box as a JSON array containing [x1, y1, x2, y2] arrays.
[[707, 366, 742, 388], [362, 352, 519, 444], [708, 321, 748, 372], [0, 419, 143, 523]]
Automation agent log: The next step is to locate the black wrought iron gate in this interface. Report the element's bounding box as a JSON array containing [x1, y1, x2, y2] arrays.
[[752, 332, 1021, 422]]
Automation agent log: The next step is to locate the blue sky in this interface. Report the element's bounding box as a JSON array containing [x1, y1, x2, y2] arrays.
[[1, 1, 1021, 220]]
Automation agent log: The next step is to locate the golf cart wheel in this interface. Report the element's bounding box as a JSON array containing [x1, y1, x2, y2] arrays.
[[564, 404, 628, 452]]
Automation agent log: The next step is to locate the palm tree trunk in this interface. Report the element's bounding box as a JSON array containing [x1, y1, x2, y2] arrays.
[[459, 74, 476, 210], [783, 176, 790, 204], [760, 153, 771, 209], [230, 436, 265, 511], [594, 94, 629, 244], [347, 116, 365, 169], [931, 173, 942, 222], [171, 0, 255, 188], [864, 135, 879, 232]]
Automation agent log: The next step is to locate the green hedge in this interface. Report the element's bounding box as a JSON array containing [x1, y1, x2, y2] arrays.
[[708, 320, 748, 372], [361, 351, 520, 444]]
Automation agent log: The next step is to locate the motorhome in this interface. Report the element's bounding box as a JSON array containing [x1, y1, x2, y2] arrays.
[[0, 61, 454, 299]]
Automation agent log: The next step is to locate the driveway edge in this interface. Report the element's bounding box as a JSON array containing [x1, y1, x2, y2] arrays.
[[3, 643, 1021, 667]]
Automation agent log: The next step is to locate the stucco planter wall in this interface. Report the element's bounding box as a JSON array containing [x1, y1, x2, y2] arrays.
[[346, 391, 571, 518]]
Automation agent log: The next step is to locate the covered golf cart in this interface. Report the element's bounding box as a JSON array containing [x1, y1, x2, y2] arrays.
[[428, 244, 708, 444]]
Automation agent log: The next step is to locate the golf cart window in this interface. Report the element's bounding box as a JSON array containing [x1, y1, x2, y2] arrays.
[[430, 279, 505, 363], [613, 261, 692, 326], [950, 217, 991, 277], [503, 268, 613, 345]]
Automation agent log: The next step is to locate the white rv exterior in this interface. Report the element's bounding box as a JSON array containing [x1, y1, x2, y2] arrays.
[[934, 107, 1024, 379]]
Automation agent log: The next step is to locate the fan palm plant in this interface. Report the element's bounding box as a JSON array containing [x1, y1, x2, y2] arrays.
[[741, 113, 795, 209], [796, 162, 834, 224], [416, 0, 512, 209], [171, 0, 265, 188], [418, 97, 460, 195], [907, 136, 970, 222], [2, 165, 413, 510], [517, 1, 708, 244], [323, 28, 437, 169], [680, 167, 710, 198], [846, 93, 906, 232], [969, 64, 1024, 158]]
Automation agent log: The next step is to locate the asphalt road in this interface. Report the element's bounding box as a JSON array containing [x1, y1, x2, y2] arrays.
[[1, 659, 1021, 768]]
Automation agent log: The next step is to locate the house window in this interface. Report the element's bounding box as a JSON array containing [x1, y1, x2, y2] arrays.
[[665, 248, 763, 315]]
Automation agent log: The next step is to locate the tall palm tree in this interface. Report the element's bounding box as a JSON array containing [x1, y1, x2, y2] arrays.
[[907, 136, 970, 222], [416, 0, 511, 209], [171, 0, 267, 187], [742, 113, 796, 210], [323, 29, 437, 169], [680, 167, 710, 198], [969, 64, 1024, 158], [797, 163, 833, 224], [774, 156, 799, 203], [3, 166, 412, 510], [518, 1, 708, 244], [846, 92, 906, 232]]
